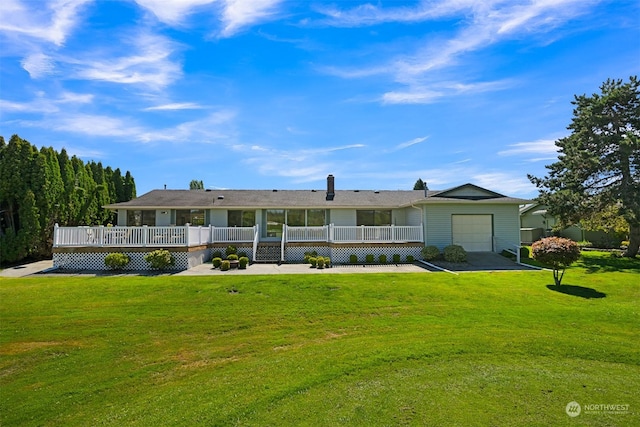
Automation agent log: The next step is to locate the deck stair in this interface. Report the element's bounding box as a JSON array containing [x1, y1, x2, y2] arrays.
[[254, 243, 281, 263]]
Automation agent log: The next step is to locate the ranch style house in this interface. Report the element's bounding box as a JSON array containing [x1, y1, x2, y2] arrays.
[[52, 175, 529, 271]]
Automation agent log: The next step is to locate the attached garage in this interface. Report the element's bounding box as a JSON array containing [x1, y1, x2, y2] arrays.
[[452, 214, 493, 251]]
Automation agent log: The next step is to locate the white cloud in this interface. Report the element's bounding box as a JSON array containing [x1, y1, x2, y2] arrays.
[[220, 0, 283, 37], [0, 0, 90, 46], [472, 172, 536, 196], [134, 0, 216, 26], [68, 32, 182, 89], [144, 103, 205, 111], [395, 136, 428, 150], [0, 91, 93, 113], [498, 139, 559, 157], [21, 53, 56, 78]]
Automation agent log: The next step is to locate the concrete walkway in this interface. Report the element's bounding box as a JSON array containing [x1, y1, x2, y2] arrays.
[[1, 252, 534, 278]]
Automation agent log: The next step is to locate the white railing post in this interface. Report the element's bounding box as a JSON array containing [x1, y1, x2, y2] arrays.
[[516, 245, 521, 264], [142, 225, 148, 247], [252, 225, 259, 261], [53, 223, 59, 248], [420, 223, 424, 243], [329, 224, 334, 242], [210, 225, 214, 244], [391, 224, 395, 243], [185, 224, 190, 247], [281, 224, 286, 262]]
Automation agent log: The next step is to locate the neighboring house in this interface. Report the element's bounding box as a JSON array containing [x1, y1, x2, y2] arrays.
[[53, 175, 528, 270], [520, 203, 613, 245]]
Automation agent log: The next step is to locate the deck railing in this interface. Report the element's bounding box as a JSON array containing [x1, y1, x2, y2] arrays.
[[53, 224, 257, 248], [53, 224, 424, 248]]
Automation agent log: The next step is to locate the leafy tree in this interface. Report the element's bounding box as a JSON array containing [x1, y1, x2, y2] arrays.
[[413, 178, 426, 190], [190, 179, 204, 190], [529, 76, 640, 257], [531, 237, 581, 286]]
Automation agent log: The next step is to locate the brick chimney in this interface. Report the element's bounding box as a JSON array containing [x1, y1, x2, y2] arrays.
[[326, 174, 335, 201]]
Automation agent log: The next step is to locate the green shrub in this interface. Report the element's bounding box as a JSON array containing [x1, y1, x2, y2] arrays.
[[324, 257, 331, 267], [309, 257, 317, 268], [238, 257, 249, 269], [212, 251, 223, 259], [443, 245, 467, 263], [317, 257, 325, 269], [227, 254, 239, 261], [520, 246, 530, 259], [378, 254, 387, 264], [212, 257, 223, 268], [621, 240, 630, 248], [238, 251, 248, 258], [220, 260, 231, 271], [144, 249, 175, 270], [349, 254, 358, 264], [392, 254, 401, 263], [303, 254, 311, 264], [576, 240, 592, 249], [421, 245, 440, 261], [406, 255, 415, 263], [225, 245, 237, 257], [365, 254, 375, 264], [104, 253, 130, 270]]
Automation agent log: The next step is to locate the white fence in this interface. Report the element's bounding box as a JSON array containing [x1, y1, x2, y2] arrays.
[[54, 224, 423, 248], [53, 224, 257, 248], [329, 225, 422, 243]]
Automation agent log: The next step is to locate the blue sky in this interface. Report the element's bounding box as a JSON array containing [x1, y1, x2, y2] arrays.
[[1, 0, 638, 198]]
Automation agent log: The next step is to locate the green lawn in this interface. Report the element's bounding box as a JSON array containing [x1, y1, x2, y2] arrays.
[[1, 252, 638, 426]]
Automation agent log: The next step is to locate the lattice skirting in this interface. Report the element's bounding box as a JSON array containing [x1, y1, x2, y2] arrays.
[[285, 244, 423, 264], [53, 247, 209, 271], [209, 245, 254, 260]]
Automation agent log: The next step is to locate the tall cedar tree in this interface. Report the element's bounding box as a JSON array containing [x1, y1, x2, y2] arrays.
[[413, 178, 426, 190], [0, 134, 136, 263], [529, 77, 640, 257]]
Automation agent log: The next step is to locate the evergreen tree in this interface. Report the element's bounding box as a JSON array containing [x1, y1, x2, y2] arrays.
[[529, 76, 640, 257], [190, 179, 204, 190]]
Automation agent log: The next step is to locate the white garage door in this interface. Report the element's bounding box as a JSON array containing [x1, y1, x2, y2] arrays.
[[452, 215, 493, 252]]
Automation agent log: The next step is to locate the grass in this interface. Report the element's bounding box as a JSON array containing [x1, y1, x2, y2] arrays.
[[1, 252, 639, 426]]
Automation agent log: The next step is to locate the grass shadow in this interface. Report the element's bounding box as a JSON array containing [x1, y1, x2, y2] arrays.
[[546, 284, 606, 299], [576, 253, 640, 273]]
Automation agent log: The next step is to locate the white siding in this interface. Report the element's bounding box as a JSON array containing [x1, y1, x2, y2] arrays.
[[393, 209, 406, 226], [425, 204, 520, 252], [330, 209, 356, 226]]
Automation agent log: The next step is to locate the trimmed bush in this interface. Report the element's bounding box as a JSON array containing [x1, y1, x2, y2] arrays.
[[421, 245, 440, 261], [220, 260, 231, 271], [309, 257, 317, 268], [144, 249, 175, 270], [378, 254, 387, 264], [238, 257, 249, 269], [365, 254, 375, 264], [317, 257, 325, 269], [406, 255, 415, 263], [392, 254, 401, 263], [532, 237, 581, 286], [225, 245, 237, 257], [349, 254, 358, 264], [238, 251, 248, 258], [104, 253, 130, 270], [324, 257, 331, 268], [212, 257, 223, 268], [227, 254, 239, 261], [212, 251, 223, 259], [443, 245, 467, 263]]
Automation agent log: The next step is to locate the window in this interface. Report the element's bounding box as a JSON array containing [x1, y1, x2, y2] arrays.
[[228, 210, 255, 227], [176, 209, 205, 226], [127, 210, 156, 226], [307, 209, 326, 226], [286, 209, 305, 226], [266, 209, 285, 237], [357, 210, 391, 226]]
